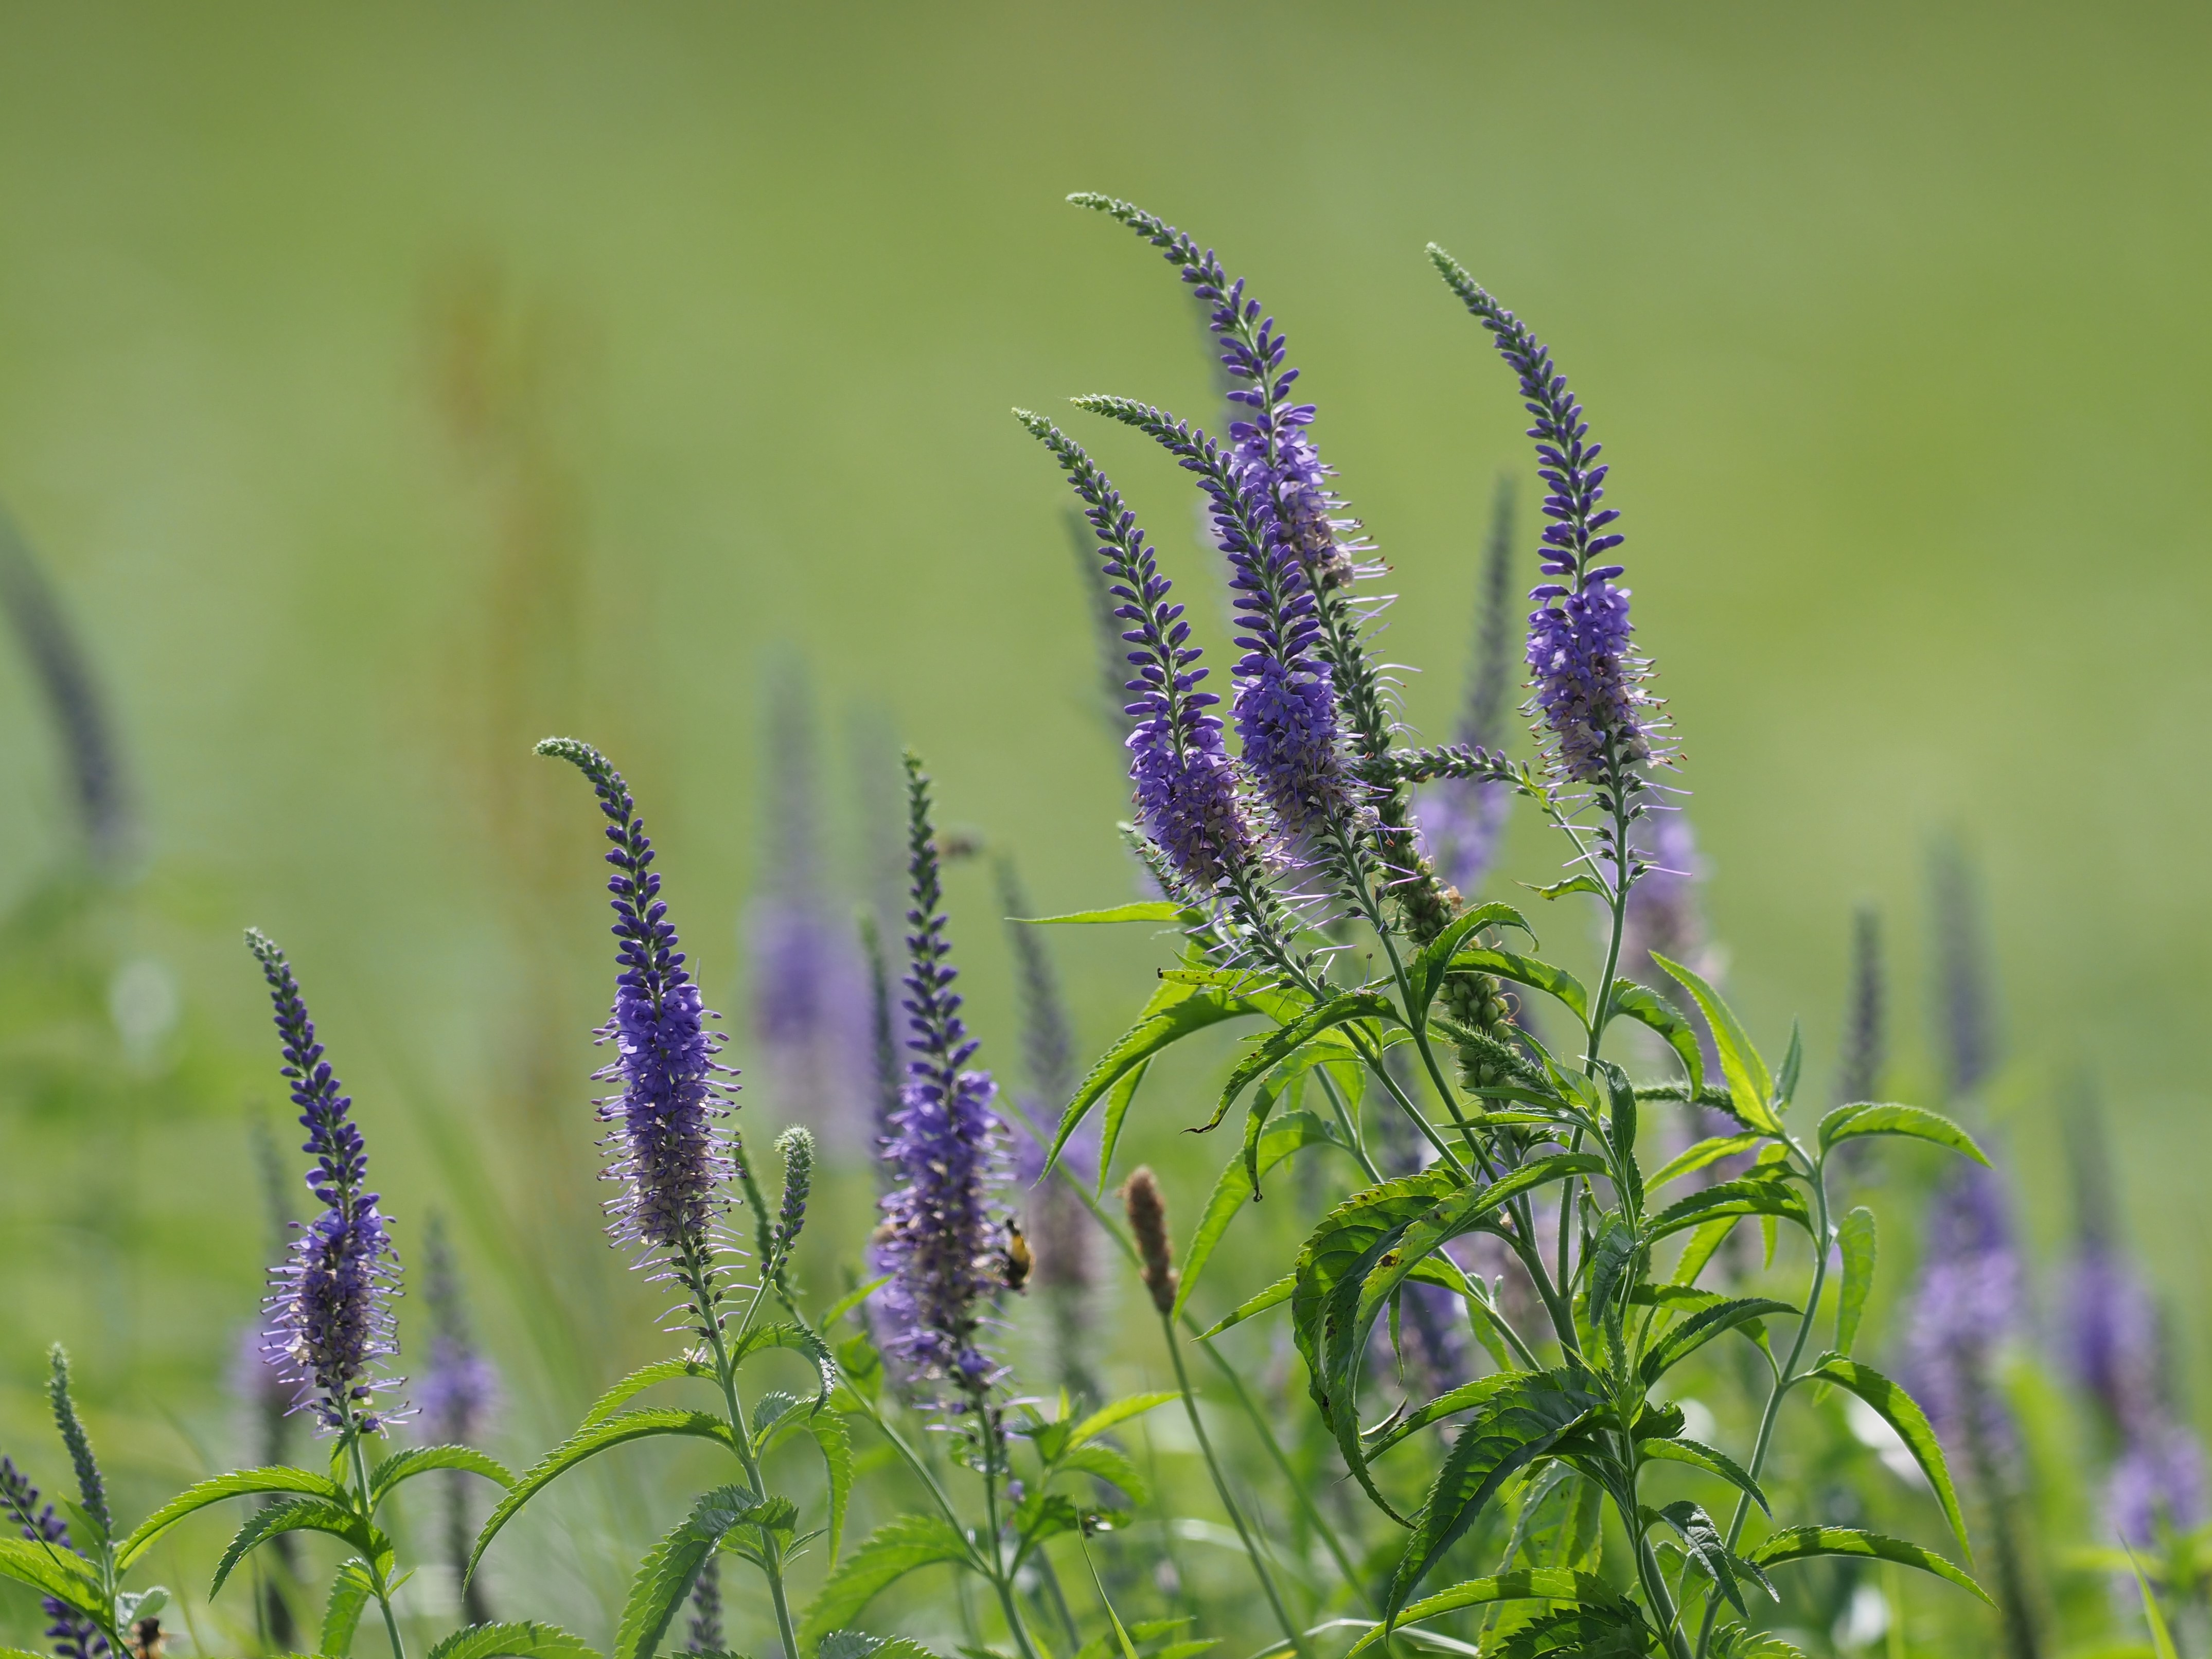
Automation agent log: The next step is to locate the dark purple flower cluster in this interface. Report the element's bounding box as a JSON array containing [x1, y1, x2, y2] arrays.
[[538, 739, 735, 1262], [872, 757, 1008, 1398], [0, 1458, 107, 1659], [1020, 413, 1253, 886], [247, 930, 402, 1433], [1430, 248, 1655, 788]]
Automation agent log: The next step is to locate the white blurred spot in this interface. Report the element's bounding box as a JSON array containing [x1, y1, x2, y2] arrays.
[[109, 957, 178, 1064], [1845, 1395, 1928, 1487], [1676, 1396, 1719, 1444], [1834, 1581, 1890, 1649]]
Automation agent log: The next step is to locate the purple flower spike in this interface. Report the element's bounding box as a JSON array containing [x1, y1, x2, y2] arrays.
[[1904, 1161, 2022, 1454], [1020, 412, 1254, 885], [0, 1458, 108, 1659], [538, 739, 736, 1266], [246, 930, 402, 1434], [1430, 248, 1658, 788], [872, 755, 1009, 1401]]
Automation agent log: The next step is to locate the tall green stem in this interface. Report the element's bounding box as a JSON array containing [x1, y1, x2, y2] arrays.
[[338, 1410, 408, 1659]]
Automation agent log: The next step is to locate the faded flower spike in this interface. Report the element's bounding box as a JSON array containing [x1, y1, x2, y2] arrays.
[[539, 738, 736, 1268], [1121, 1166, 1179, 1316], [1020, 412, 1254, 885], [247, 930, 403, 1432], [873, 754, 1009, 1398], [1430, 247, 1658, 787], [0, 1456, 108, 1659], [771, 1125, 813, 1259]]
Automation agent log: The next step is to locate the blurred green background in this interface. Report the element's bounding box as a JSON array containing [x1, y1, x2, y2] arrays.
[[0, 3, 2205, 1652]]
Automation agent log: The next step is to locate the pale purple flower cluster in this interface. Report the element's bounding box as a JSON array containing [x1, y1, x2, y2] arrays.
[[248, 930, 402, 1433], [419, 1219, 499, 1446], [1620, 807, 1708, 983], [1905, 1163, 2023, 1456], [538, 739, 735, 1261], [0, 1458, 106, 1659], [873, 758, 1009, 1398], [1431, 251, 1654, 788], [1021, 412, 1253, 887]]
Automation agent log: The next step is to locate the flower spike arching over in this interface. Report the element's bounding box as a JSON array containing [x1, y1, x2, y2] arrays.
[[537, 738, 737, 1283], [1018, 411, 1254, 886], [872, 754, 1009, 1401], [1429, 246, 1662, 791], [247, 930, 403, 1433]]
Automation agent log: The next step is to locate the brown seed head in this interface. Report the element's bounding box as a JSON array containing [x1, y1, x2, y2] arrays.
[[1121, 1166, 1179, 1314]]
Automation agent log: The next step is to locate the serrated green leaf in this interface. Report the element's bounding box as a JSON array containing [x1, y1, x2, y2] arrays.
[[1804, 1362, 1969, 1555], [1160, 1111, 1335, 1320], [1445, 949, 1588, 1023], [1638, 1437, 1770, 1514], [821, 1277, 892, 1330], [819, 1637, 936, 1659], [613, 1507, 726, 1659], [369, 1444, 514, 1505], [1346, 1567, 1622, 1654], [1196, 1275, 1291, 1337], [579, 1359, 721, 1428], [1362, 1373, 1523, 1459], [1745, 1527, 1988, 1604], [1650, 1499, 1759, 1616], [1775, 1021, 1803, 1108], [807, 1412, 853, 1567], [1648, 1176, 1811, 1242], [117, 1465, 345, 1567], [1524, 873, 1609, 902], [1387, 1371, 1607, 1615], [428, 1622, 601, 1659], [2131, 1549, 2182, 1659], [1054, 1442, 1150, 1506], [1095, 1057, 1151, 1194], [1407, 902, 1537, 1022], [799, 1514, 974, 1644], [731, 1322, 837, 1408], [469, 1411, 737, 1582], [1818, 1103, 1988, 1164], [1607, 980, 1704, 1097], [323, 1559, 375, 1657], [213, 1499, 376, 1598], [1196, 992, 1396, 1134], [0, 1538, 102, 1613], [1065, 1392, 1177, 1452], [1650, 954, 1778, 1134], [1670, 1216, 1740, 1288], [1051, 980, 1285, 1174], [1835, 1207, 1877, 1358], [1014, 902, 1192, 925], [1640, 1298, 1798, 1385], [1647, 1134, 1762, 1192]]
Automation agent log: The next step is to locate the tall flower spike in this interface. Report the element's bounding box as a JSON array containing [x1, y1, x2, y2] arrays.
[[0, 1456, 108, 1659], [1018, 412, 1254, 885], [1930, 835, 1998, 1101], [246, 934, 403, 1433], [537, 739, 736, 1272], [1419, 476, 1519, 898], [1833, 905, 1886, 1107], [1431, 246, 1659, 789], [872, 755, 1008, 1399], [419, 1214, 498, 1626]]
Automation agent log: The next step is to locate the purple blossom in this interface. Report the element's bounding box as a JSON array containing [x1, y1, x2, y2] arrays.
[[418, 1216, 499, 1446], [2107, 1424, 2208, 1547], [1430, 249, 1656, 788], [1621, 806, 1708, 985], [247, 930, 402, 1433], [872, 756, 1009, 1399], [0, 1458, 107, 1659], [1020, 412, 1254, 886], [1833, 906, 1886, 1107], [1905, 1162, 2023, 1452], [539, 739, 736, 1266]]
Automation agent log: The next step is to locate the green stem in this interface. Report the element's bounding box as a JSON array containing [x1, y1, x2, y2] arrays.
[[975, 1397, 1045, 1659], [340, 1417, 408, 1659], [1693, 1148, 1832, 1659], [1161, 1313, 1311, 1659]]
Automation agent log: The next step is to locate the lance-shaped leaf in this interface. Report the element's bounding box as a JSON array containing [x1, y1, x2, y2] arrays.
[[1649, 1176, 1810, 1242], [1639, 1437, 1770, 1514], [1834, 1207, 1877, 1358], [1406, 903, 1536, 1022], [117, 1465, 344, 1566], [369, 1445, 515, 1505], [1197, 1274, 1291, 1337], [1241, 1056, 1353, 1193], [1195, 992, 1396, 1134], [469, 1410, 737, 1581], [1803, 1361, 1970, 1554], [428, 1624, 601, 1659], [1092, 1055, 1152, 1192], [1640, 1298, 1798, 1385], [1745, 1527, 1989, 1604], [1363, 1373, 1523, 1460], [323, 1559, 375, 1658], [1650, 953, 1778, 1134], [1049, 979, 1292, 1171], [1818, 1103, 1987, 1164], [1342, 1568, 1623, 1655], [0, 1539, 103, 1613], [808, 1413, 853, 1566], [800, 1513, 976, 1644], [613, 1487, 773, 1659], [1607, 980, 1704, 1096], [211, 1499, 379, 1597], [1647, 1134, 1763, 1192], [1445, 948, 1589, 1024], [1387, 1370, 1608, 1616], [731, 1321, 838, 1408], [579, 1359, 720, 1428], [1649, 1500, 1768, 1616], [1061, 1392, 1177, 1456], [1014, 902, 1193, 925], [1671, 1215, 1741, 1289], [1174, 1111, 1339, 1318]]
